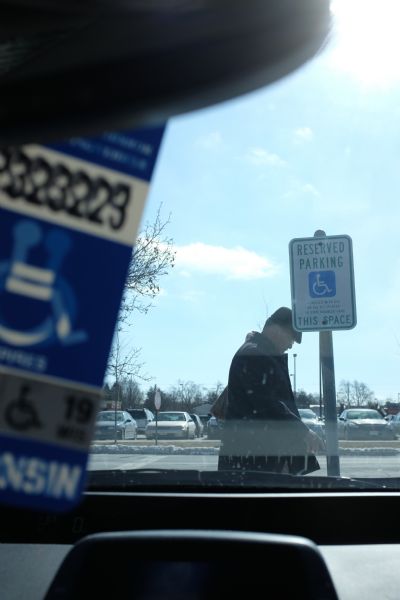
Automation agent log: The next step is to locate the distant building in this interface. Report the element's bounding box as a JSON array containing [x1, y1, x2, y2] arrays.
[[385, 402, 400, 416]]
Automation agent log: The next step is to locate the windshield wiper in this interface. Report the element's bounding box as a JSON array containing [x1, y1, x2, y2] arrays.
[[87, 468, 391, 491]]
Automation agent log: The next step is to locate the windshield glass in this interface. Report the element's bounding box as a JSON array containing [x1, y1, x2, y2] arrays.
[[89, 1, 400, 491], [299, 410, 317, 420], [97, 412, 125, 422], [156, 413, 186, 422], [346, 410, 384, 420], [129, 411, 147, 419]]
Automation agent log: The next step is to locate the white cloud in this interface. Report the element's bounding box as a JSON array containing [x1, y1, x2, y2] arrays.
[[294, 127, 313, 142], [301, 183, 320, 198], [195, 131, 223, 150], [245, 147, 286, 168], [283, 181, 320, 200], [180, 290, 206, 303], [174, 243, 280, 280]]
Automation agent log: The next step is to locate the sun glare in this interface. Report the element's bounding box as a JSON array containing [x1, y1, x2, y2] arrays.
[[330, 0, 400, 86]]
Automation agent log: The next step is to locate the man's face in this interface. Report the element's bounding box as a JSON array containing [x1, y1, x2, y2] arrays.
[[276, 326, 295, 354]]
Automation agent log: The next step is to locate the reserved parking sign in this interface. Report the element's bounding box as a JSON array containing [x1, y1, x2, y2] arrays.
[[289, 234, 357, 332]]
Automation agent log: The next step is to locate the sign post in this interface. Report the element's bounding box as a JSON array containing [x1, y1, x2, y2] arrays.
[[154, 389, 161, 446], [319, 330, 339, 475], [289, 230, 356, 477]]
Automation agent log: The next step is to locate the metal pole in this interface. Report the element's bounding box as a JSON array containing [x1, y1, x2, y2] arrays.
[[320, 330, 340, 476], [319, 357, 323, 419], [154, 388, 161, 446], [313, 229, 340, 476], [114, 382, 118, 444], [293, 353, 297, 397]]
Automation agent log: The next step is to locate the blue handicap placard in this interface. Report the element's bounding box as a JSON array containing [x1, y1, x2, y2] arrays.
[[0, 124, 166, 512], [46, 124, 166, 183], [0, 431, 89, 512], [0, 207, 132, 387]]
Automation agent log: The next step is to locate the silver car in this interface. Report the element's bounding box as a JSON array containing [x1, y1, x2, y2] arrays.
[[338, 409, 396, 441], [95, 410, 138, 440], [387, 413, 400, 437], [298, 408, 326, 448], [127, 408, 155, 435], [190, 414, 205, 437]]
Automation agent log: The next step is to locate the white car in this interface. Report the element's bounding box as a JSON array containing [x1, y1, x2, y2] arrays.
[[145, 411, 196, 439]]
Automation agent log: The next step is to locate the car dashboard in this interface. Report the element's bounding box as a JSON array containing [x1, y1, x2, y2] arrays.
[[1, 487, 400, 599]]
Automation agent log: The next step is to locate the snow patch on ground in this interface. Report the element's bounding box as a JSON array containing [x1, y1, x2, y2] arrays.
[[90, 445, 400, 456], [90, 445, 219, 455]]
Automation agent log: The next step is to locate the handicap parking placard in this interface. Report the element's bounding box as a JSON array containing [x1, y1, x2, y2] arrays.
[[289, 234, 357, 332], [0, 208, 132, 387], [0, 124, 166, 511]]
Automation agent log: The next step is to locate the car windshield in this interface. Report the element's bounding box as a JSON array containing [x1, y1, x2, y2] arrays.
[[299, 410, 317, 420], [346, 411, 384, 420], [97, 412, 126, 422], [88, 1, 400, 493], [156, 413, 186, 422], [129, 411, 147, 419]]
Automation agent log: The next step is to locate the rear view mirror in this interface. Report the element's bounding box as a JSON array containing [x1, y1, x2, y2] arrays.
[[0, 0, 331, 145]]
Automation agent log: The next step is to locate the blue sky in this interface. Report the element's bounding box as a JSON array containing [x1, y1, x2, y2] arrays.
[[120, 1, 400, 402]]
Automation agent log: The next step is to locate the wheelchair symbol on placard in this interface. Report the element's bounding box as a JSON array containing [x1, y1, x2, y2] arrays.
[[309, 271, 336, 298], [5, 384, 42, 432], [0, 219, 88, 348]]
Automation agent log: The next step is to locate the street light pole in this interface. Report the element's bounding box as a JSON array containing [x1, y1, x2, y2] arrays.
[[293, 353, 297, 397]]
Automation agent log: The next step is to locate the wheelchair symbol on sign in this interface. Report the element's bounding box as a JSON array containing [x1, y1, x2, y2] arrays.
[[0, 219, 88, 348], [309, 271, 336, 298]]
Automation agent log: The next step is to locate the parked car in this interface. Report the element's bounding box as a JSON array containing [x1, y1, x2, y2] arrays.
[[308, 404, 325, 421], [190, 414, 204, 438], [126, 408, 155, 435], [95, 410, 137, 440], [338, 409, 396, 441], [387, 413, 400, 436], [206, 416, 224, 440], [199, 414, 212, 429], [145, 411, 196, 439], [298, 408, 326, 448]]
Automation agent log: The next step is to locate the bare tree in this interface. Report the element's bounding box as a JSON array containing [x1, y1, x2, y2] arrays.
[[120, 378, 144, 409], [170, 381, 204, 411], [338, 380, 352, 406], [119, 204, 176, 325], [107, 204, 175, 382], [339, 380, 374, 407], [204, 382, 225, 406], [106, 334, 150, 442], [351, 380, 374, 406], [107, 333, 148, 386]]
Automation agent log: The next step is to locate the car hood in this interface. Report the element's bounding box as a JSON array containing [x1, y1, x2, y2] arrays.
[[96, 420, 124, 427]]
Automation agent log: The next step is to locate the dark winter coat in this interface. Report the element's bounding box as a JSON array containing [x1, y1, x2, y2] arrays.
[[218, 332, 320, 475]]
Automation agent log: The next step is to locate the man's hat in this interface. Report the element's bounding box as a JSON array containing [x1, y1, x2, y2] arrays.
[[265, 307, 302, 343]]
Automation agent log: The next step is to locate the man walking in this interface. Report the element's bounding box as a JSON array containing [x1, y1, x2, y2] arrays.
[[218, 307, 320, 474]]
